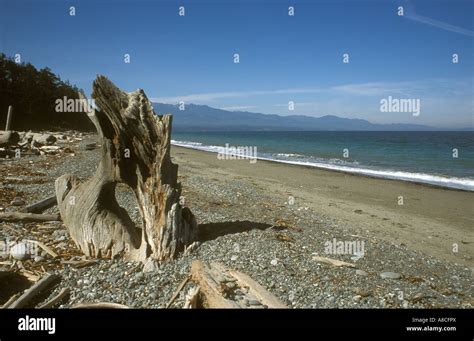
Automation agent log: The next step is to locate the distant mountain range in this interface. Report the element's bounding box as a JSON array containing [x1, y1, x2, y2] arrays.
[[152, 103, 472, 131]]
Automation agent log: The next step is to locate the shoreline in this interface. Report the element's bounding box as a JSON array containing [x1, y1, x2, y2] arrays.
[[172, 145, 474, 267], [171, 142, 474, 192], [1, 133, 472, 308]]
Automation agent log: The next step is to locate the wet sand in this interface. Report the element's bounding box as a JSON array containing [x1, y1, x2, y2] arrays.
[[172, 145, 474, 267]]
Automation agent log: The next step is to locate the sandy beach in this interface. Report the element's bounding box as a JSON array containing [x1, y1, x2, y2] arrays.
[[172, 145, 474, 267], [0, 134, 472, 308]]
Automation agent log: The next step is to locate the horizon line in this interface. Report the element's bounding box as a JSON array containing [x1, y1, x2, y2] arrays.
[[152, 102, 473, 130]]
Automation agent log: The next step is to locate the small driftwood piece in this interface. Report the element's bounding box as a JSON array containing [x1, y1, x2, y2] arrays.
[[8, 273, 60, 309], [183, 286, 200, 309], [226, 266, 288, 308], [190, 261, 239, 308], [25, 239, 58, 259], [2, 292, 21, 309], [71, 302, 129, 309], [165, 276, 190, 308], [19, 269, 40, 282], [0, 212, 61, 223], [5, 105, 13, 131], [190, 260, 286, 308], [312, 256, 356, 268], [61, 259, 98, 269], [37, 288, 70, 308], [21, 196, 57, 214]]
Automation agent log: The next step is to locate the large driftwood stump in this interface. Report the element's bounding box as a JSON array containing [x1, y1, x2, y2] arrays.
[[55, 76, 197, 262]]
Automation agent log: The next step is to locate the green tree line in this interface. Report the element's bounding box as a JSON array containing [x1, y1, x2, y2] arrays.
[[0, 54, 94, 131]]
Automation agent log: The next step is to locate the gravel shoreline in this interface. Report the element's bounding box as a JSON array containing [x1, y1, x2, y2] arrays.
[[0, 134, 472, 309]]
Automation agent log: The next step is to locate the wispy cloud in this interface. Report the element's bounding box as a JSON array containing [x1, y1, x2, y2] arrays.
[[331, 79, 472, 97], [331, 82, 411, 96], [219, 105, 258, 111], [151, 88, 323, 104], [151, 79, 471, 104], [403, 0, 474, 37], [273, 102, 320, 108]]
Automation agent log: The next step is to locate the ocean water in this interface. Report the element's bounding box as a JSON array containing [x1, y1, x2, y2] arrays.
[[171, 131, 474, 191]]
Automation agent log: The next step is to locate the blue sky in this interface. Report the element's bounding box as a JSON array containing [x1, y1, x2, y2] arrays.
[[0, 0, 473, 128]]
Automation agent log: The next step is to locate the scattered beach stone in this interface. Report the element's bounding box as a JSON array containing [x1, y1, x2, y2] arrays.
[[56, 242, 67, 249], [10, 242, 31, 260], [34, 255, 44, 262], [2, 137, 472, 310], [351, 253, 364, 261], [143, 258, 159, 273], [226, 281, 236, 289], [134, 272, 145, 281], [230, 255, 238, 261], [10, 197, 25, 206], [356, 269, 368, 276], [248, 299, 260, 306], [380, 271, 401, 280], [354, 288, 372, 297], [52, 230, 68, 239]]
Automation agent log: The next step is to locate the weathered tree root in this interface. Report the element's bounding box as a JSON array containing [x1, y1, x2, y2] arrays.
[[55, 76, 197, 262]]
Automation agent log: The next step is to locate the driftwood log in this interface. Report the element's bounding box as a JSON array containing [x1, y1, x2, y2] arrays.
[[55, 76, 197, 262], [26, 133, 57, 147], [71, 302, 130, 309], [0, 131, 20, 147], [190, 261, 287, 308], [8, 273, 60, 309], [20, 195, 57, 214], [0, 212, 61, 223], [37, 288, 70, 309], [165, 276, 190, 308]]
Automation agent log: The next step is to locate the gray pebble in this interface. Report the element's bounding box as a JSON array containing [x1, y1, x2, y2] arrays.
[[34, 255, 44, 262], [10, 242, 31, 260], [380, 272, 401, 280]]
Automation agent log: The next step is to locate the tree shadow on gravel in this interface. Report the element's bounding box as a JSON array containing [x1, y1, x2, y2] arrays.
[[198, 220, 279, 242]]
